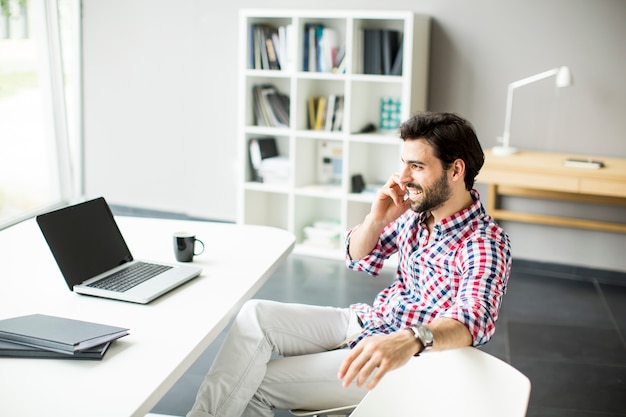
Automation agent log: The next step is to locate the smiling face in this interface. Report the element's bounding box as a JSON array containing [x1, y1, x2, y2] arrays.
[[401, 138, 453, 214]]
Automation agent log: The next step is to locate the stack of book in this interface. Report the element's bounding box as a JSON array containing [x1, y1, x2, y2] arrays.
[[0, 313, 129, 360], [252, 84, 290, 128], [307, 94, 344, 132]]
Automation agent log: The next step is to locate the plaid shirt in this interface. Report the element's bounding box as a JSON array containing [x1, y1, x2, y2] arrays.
[[345, 190, 511, 347]]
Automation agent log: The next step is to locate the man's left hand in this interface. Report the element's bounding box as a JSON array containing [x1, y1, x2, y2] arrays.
[[337, 330, 419, 390]]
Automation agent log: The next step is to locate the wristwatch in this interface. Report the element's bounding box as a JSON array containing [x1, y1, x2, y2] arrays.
[[405, 325, 434, 356]]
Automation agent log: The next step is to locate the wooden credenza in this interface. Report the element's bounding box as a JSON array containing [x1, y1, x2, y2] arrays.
[[476, 150, 626, 233]]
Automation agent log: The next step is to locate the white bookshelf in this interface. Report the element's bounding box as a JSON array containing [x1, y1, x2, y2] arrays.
[[238, 9, 430, 259]]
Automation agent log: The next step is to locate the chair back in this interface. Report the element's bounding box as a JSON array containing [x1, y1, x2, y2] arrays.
[[349, 347, 531, 417]]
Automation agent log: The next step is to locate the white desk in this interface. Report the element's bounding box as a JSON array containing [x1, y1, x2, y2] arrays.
[[0, 216, 295, 417]]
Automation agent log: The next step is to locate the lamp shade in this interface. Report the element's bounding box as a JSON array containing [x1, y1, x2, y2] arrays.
[[556, 66, 573, 87]]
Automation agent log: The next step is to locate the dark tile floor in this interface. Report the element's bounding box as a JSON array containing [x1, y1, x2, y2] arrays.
[[150, 254, 626, 417]]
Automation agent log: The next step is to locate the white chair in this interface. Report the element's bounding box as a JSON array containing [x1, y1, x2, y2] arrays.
[[349, 347, 531, 417], [289, 404, 357, 417]]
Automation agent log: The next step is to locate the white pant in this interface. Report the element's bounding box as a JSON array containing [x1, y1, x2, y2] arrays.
[[187, 299, 368, 417]]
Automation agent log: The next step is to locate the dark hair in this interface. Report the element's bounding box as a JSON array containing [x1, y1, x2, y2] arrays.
[[399, 112, 484, 190]]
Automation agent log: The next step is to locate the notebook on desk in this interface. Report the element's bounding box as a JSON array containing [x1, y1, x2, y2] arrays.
[[36, 197, 202, 304]]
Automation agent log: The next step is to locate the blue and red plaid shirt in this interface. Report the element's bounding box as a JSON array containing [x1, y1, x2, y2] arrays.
[[345, 189, 511, 347]]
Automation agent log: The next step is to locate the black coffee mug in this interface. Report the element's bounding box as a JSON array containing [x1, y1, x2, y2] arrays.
[[173, 232, 205, 262]]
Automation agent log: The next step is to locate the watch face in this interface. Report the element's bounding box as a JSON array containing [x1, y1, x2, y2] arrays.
[[418, 326, 434, 346]]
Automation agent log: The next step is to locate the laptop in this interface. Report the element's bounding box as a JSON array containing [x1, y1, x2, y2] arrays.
[[36, 197, 202, 304]]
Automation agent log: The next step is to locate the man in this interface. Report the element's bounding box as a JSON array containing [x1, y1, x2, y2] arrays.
[[187, 112, 511, 417]]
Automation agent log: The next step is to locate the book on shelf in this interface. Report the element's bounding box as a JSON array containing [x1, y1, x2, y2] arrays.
[[304, 23, 318, 72], [264, 31, 280, 70], [0, 314, 129, 356], [318, 27, 339, 73], [0, 339, 112, 360], [307, 96, 318, 130], [252, 84, 290, 128], [314, 96, 327, 130], [324, 94, 337, 131], [333, 43, 347, 73], [331, 95, 344, 131]]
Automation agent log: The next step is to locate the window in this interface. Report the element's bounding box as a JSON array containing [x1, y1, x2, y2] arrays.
[[0, 0, 80, 228]]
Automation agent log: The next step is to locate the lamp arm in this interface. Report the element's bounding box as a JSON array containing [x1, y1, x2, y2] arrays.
[[500, 67, 560, 147], [508, 67, 559, 90]]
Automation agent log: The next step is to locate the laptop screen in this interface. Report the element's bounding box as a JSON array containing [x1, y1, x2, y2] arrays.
[[36, 197, 133, 289]]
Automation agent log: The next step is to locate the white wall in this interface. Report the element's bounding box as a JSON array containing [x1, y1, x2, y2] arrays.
[[82, 0, 626, 272]]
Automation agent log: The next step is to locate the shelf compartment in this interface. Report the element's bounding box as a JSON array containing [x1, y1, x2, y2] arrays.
[[351, 18, 406, 76], [347, 140, 401, 189], [294, 136, 345, 189], [346, 200, 372, 231], [349, 80, 403, 134], [245, 17, 294, 72], [295, 78, 346, 131], [242, 189, 290, 230], [293, 195, 342, 245], [245, 77, 292, 128], [244, 133, 290, 183], [296, 17, 347, 74]]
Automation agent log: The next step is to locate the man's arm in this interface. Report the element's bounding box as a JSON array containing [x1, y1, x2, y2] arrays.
[[337, 317, 471, 390], [348, 174, 411, 260]]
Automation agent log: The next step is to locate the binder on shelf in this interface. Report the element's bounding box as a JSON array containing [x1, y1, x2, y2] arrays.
[[249, 137, 279, 182], [363, 29, 382, 75], [0, 339, 112, 360], [390, 39, 403, 76], [362, 28, 402, 75], [0, 314, 129, 355], [382, 30, 401, 75]]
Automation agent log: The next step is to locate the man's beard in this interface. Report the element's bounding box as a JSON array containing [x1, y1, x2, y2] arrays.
[[408, 170, 452, 213]]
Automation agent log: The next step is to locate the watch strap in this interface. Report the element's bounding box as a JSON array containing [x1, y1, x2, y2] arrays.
[[405, 326, 425, 356]]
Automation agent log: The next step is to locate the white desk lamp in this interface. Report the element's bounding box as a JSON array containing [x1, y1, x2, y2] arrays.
[[493, 66, 573, 156]]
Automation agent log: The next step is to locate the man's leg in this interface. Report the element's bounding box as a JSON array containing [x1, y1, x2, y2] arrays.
[[244, 349, 368, 416], [187, 299, 355, 417]]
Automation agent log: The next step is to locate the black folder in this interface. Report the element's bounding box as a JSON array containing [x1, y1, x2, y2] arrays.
[[0, 339, 111, 360]]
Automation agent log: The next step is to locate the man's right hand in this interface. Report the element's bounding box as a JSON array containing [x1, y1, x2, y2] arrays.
[[347, 173, 411, 260], [369, 173, 412, 225]]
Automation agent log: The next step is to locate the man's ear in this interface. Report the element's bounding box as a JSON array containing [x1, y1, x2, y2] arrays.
[[450, 159, 466, 183]]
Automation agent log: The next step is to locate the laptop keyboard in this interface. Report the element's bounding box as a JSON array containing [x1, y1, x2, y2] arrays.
[[88, 262, 173, 292]]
